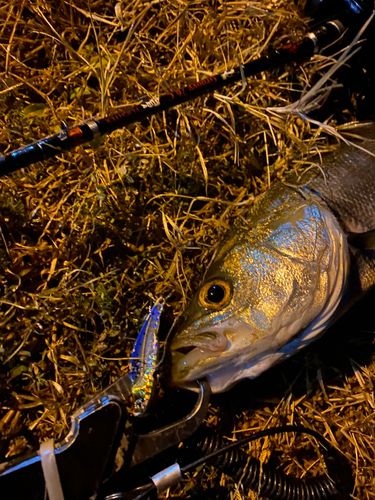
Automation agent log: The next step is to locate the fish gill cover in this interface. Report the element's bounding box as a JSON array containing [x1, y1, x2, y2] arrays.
[[0, 0, 374, 498]]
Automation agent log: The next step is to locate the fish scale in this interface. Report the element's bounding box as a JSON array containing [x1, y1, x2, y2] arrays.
[[169, 123, 375, 393]]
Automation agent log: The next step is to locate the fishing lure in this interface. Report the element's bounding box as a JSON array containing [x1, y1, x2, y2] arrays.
[[129, 297, 165, 416]]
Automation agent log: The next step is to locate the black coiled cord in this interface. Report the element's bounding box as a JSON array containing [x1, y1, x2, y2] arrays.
[[105, 425, 353, 500], [180, 425, 353, 500], [180, 431, 340, 499]]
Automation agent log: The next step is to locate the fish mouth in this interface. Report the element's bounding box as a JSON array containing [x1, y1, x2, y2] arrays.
[[173, 346, 196, 356], [170, 330, 229, 382], [171, 329, 229, 352]]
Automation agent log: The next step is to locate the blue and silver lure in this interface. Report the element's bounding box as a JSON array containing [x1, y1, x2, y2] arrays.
[[129, 297, 165, 416]]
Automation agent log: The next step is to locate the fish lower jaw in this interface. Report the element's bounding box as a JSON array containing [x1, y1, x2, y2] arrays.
[[171, 346, 224, 383]]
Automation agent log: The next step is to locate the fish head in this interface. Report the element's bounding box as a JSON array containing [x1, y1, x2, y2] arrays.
[[169, 202, 349, 393]]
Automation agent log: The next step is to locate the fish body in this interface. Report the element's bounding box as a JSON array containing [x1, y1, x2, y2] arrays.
[[170, 123, 375, 393], [130, 297, 164, 415]]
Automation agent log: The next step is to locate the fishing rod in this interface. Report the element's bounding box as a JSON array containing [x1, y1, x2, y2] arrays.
[[0, 0, 373, 177], [0, 20, 350, 177]]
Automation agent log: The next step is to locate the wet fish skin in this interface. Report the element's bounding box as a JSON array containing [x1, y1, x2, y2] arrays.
[[170, 123, 375, 393]]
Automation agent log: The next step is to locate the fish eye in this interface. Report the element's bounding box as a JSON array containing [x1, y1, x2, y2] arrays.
[[199, 280, 231, 310]]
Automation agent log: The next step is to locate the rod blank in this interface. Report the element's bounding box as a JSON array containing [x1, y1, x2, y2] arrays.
[[0, 21, 343, 176]]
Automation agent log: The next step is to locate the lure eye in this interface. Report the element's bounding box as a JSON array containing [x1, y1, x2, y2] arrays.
[[199, 280, 231, 310]]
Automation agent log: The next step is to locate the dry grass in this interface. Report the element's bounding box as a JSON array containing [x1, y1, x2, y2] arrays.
[[0, 0, 374, 498]]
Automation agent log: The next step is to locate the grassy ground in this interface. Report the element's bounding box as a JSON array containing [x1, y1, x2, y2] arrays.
[[0, 0, 374, 498]]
